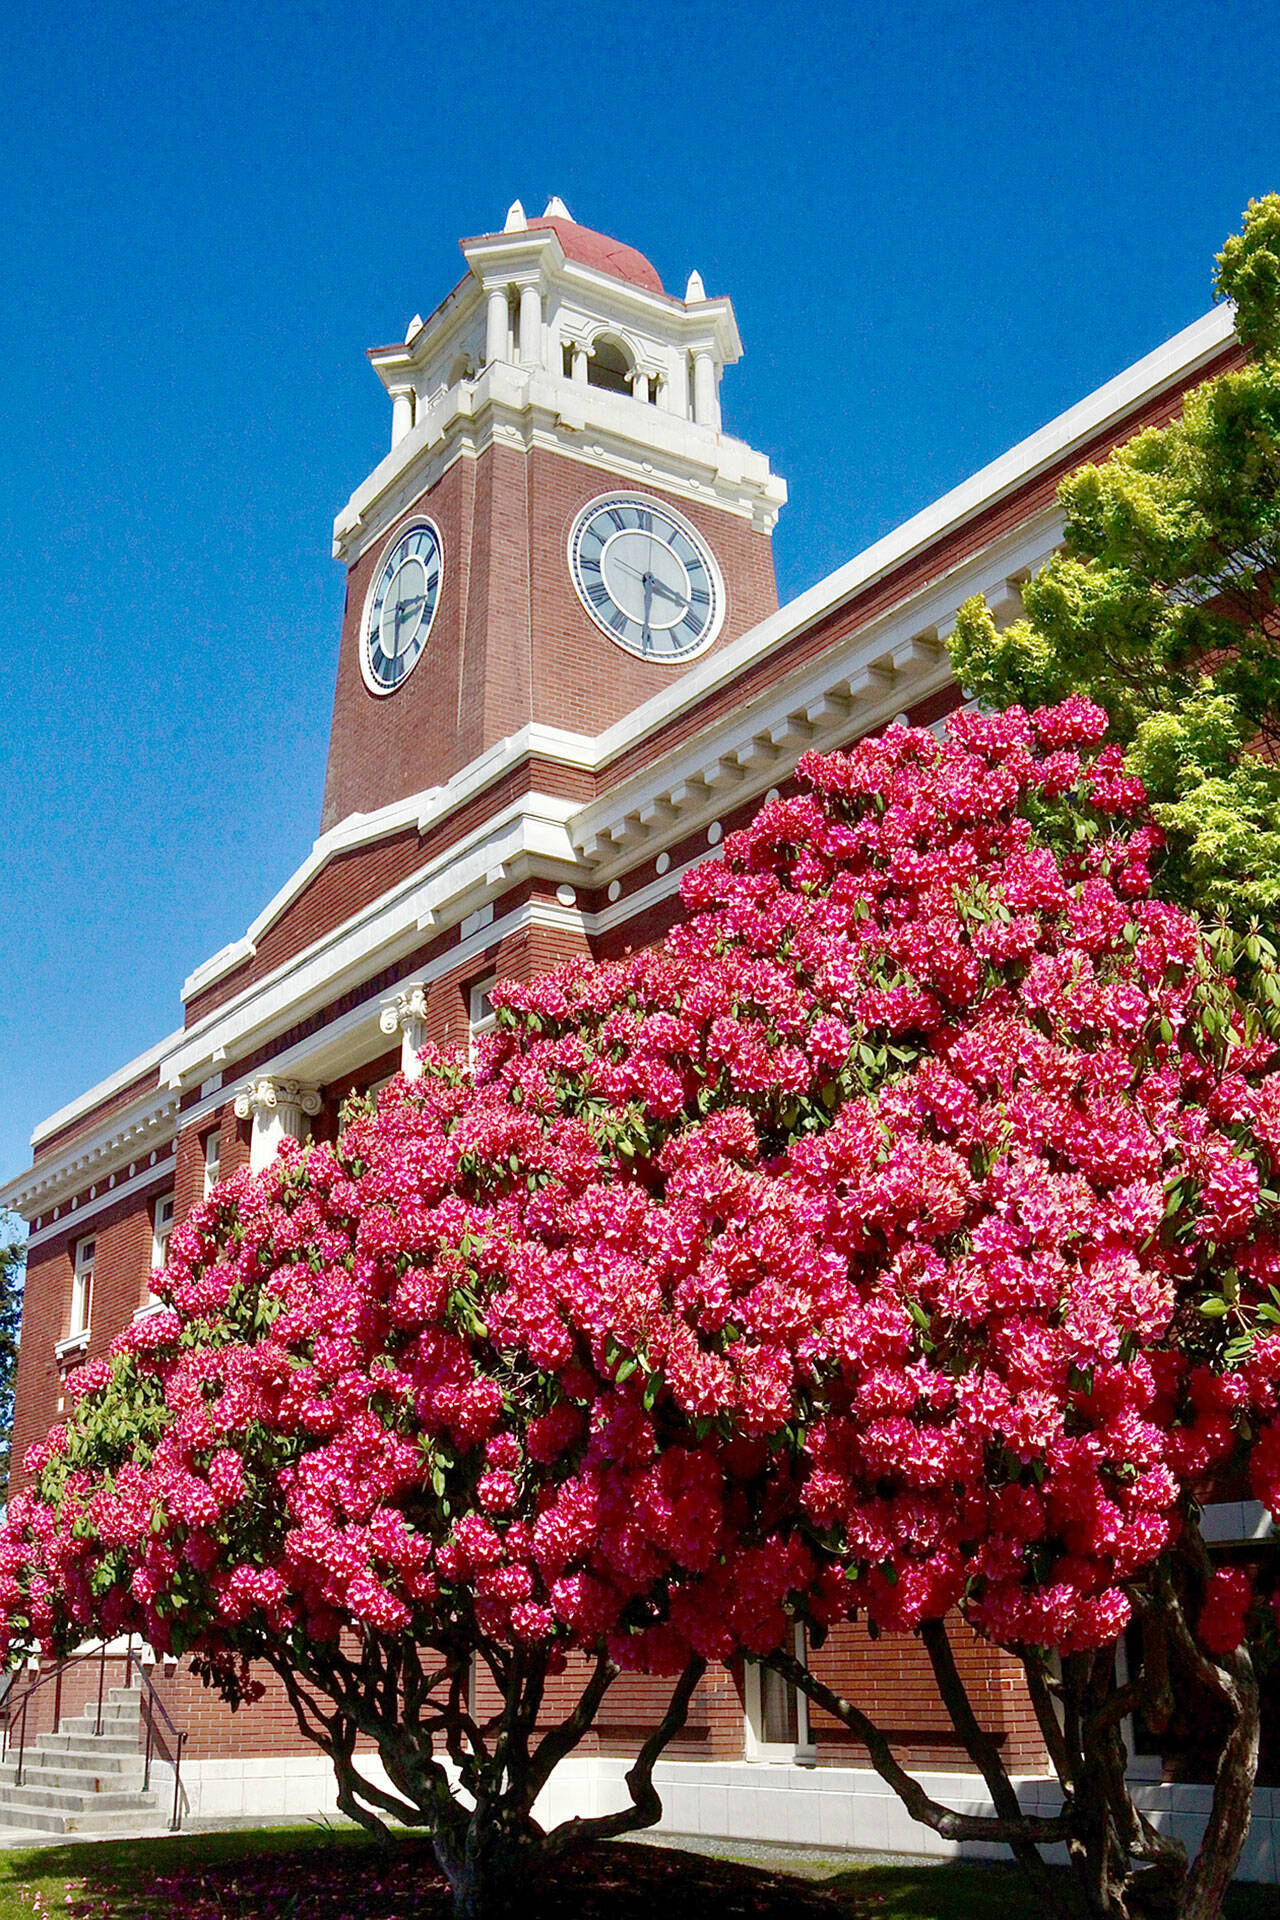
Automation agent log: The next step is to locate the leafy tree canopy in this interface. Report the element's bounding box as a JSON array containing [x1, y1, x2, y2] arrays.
[[950, 196, 1280, 931]]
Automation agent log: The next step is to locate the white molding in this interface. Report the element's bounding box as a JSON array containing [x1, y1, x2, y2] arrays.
[[1, 1088, 180, 1218], [333, 357, 784, 567], [18, 1158, 178, 1253], [163, 794, 586, 1093]]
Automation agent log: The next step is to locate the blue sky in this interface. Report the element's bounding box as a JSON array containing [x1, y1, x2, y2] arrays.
[[1, 0, 1277, 1189]]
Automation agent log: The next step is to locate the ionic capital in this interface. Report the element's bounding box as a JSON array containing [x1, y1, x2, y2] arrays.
[[379, 985, 429, 1037], [234, 1077, 322, 1121]]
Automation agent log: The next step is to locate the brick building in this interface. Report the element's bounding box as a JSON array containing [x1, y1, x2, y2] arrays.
[[2, 199, 1275, 1874]]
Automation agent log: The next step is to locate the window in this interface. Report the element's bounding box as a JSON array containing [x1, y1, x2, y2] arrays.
[[744, 1624, 812, 1763], [69, 1237, 94, 1339], [202, 1130, 221, 1198], [151, 1193, 175, 1273], [586, 338, 631, 396], [469, 976, 498, 1063]]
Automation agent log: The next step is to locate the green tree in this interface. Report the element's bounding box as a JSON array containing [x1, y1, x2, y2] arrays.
[[0, 1218, 23, 1512], [951, 195, 1280, 934]]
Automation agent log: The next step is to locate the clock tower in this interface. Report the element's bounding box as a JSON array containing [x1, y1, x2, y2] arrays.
[[321, 198, 786, 831]]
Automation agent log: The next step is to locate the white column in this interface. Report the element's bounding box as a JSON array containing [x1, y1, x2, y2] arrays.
[[630, 367, 649, 402], [379, 984, 430, 1081], [234, 1078, 323, 1174], [669, 353, 690, 419], [518, 283, 542, 368], [390, 388, 415, 447], [692, 350, 717, 427], [570, 342, 588, 386], [486, 287, 509, 366]]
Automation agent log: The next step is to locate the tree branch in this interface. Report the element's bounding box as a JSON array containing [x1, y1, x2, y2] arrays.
[[767, 1646, 1070, 1846], [544, 1657, 706, 1855], [921, 1620, 1072, 1918]]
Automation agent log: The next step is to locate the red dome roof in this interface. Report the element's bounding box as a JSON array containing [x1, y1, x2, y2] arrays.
[[527, 217, 665, 295]]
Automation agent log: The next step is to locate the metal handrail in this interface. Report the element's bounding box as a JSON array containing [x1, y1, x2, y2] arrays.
[[124, 1645, 189, 1830], [1, 1641, 115, 1786], [2, 1641, 189, 1829]]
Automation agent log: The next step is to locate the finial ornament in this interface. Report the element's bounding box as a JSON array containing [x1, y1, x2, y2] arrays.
[[504, 200, 527, 233], [542, 195, 571, 219], [684, 269, 706, 303]]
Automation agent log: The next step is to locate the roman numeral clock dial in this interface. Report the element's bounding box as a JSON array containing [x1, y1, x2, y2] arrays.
[[360, 521, 444, 696], [568, 494, 724, 662]]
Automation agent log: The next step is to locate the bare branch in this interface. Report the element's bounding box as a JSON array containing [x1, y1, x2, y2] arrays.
[[767, 1645, 1070, 1846], [545, 1657, 706, 1855]]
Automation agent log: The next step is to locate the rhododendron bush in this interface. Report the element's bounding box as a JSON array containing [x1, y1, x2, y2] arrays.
[[3, 701, 1280, 1919]]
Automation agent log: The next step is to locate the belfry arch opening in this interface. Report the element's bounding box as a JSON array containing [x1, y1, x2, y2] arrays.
[[586, 337, 632, 396]]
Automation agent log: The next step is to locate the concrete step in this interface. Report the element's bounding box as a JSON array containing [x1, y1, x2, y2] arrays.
[[0, 1798, 165, 1835], [0, 1760, 146, 1793], [0, 1781, 157, 1816], [24, 1743, 142, 1772], [61, 1698, 142, 1724], [35, 1733, 140, 1761]]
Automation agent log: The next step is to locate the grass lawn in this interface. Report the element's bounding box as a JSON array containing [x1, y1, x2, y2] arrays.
[[0, 1825, 1272, 1918]]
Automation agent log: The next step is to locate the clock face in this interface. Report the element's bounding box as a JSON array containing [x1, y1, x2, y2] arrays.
[[568, 494, 724, 661], [361, 521, 443, 695]]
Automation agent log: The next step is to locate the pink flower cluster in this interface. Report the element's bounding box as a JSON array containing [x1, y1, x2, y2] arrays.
[[4, 698, 1280, 1684]]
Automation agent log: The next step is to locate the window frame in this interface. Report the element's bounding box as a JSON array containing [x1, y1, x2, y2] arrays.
[[202, 1129, 221, 1198], [151, 1192, 175, 1274], [468, 975, 498, 1064], [743, 1623, 813, 1764], [65, 1235, 95, 1345]]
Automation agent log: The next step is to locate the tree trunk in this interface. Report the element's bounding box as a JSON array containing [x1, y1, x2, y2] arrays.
[[447, 1810, 544, 1920]]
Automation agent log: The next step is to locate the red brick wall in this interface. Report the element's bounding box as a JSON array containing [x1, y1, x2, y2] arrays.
[[809, 1619, 1044, 1772]]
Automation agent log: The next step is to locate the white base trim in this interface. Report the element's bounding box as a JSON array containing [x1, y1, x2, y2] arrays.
[[173, 1754, 1279, 1883]]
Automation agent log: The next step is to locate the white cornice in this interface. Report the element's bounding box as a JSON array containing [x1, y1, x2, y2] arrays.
[[28, 1026, 184, 1152], [19, 1158, 177, 1255], [181, 730, 600, 1004], [1, 1088, 179, 1221], [162, 793, 586, 1093], [334, 361, 784, 564]]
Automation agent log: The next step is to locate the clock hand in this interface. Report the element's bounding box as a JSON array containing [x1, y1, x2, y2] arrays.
[[611, 558, 689, 609], [643, 573, 689, 610], [641, 571, 654, 653]]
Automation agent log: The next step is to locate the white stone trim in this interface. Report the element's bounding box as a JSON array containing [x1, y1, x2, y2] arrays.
[[168, 1752, 1278, 1883], [28, 1028, 185, 1152], [19, 1160, 178, 1256], [2, 1090, 180, 1218]]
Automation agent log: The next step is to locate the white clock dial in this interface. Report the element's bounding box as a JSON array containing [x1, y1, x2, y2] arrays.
[[568, 495, 724, 661], [361, 521, 443, 695]]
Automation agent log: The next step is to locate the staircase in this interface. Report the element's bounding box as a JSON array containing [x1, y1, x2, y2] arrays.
[[0, 1685, 167, 1834]]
